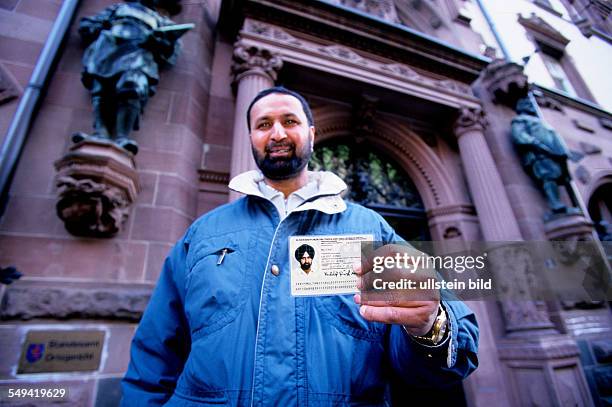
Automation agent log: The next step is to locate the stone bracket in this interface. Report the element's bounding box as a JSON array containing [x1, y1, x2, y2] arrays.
[[54, 139, 140, 237]]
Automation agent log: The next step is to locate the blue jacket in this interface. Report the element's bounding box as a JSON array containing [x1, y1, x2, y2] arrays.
[[121, 171, 479, 406]]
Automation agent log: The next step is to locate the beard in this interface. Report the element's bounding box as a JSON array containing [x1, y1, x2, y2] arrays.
[[252, 138, 313, 180], [300, 262, 312, 271]]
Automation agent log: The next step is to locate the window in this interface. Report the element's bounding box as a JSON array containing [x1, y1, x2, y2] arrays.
[[541, 52, 577, 96], [519, 13, 596, 101]]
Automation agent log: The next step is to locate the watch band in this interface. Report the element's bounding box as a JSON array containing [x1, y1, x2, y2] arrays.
[[411, 304, 448, 346]]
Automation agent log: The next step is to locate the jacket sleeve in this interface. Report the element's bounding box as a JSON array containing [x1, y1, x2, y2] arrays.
[[386, 300, 479, 387], [376, 213, 479, 386], [121, 235, 191, 406]]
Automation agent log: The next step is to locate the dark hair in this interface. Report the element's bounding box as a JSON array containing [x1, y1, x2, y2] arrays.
[[246, 86, 314, 132], [294, 244, 315, 261]]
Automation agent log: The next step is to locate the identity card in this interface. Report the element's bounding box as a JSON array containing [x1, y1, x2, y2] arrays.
[[289, 234, 373, 296]]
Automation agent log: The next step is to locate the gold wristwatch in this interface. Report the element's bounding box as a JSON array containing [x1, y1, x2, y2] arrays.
[[411, 304, 448, 346]]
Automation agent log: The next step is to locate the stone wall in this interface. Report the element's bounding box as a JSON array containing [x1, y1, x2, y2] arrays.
[[0, 0, 221, 404]]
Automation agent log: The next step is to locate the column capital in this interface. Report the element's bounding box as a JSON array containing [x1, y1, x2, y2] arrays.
[[231, 40, 283, 83], [453, 106, 488, 138]]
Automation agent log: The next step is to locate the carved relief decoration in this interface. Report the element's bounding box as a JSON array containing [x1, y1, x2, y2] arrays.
[[243, 20, 302, 46], [333, 0, 400, 23], [199, 169, 230, 184], [380, 63, 421, 80], [435, 79, 471, 94], [241, 20, 475, 99], [319, 45, 369, 65], [56, 176, 129, 237]]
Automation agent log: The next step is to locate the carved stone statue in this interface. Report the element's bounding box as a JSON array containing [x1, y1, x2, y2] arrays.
[[75, 0, 190, 155], [511, 97, 578, 217]]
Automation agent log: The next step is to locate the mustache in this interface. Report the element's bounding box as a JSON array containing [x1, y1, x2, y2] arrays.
[[265, 141, 295, 153]]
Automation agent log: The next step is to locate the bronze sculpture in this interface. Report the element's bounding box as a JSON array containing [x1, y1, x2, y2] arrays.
[[75, 0, 191, 155], [511, 97, 579, 217]]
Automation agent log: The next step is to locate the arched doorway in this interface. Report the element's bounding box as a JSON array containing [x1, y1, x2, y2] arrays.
[[587, 182, 612, 262], [309, 138, 430, 241], [310, 138, 468, 405]]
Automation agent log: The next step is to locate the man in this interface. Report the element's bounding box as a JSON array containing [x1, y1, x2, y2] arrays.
[[295, 244, 315, 275], [121, 86, 479, 406]]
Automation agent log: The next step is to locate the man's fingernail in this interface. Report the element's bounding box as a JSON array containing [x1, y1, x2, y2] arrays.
[[354, 293, 361, 304], [359, 305, 367, 316]]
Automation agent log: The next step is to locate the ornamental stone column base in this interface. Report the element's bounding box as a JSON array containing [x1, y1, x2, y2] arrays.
[[544, 212, 595, 241], [54, 139, 139, 237], [497, 335, 592, 406]]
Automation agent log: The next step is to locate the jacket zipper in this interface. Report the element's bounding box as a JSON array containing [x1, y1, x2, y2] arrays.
[[250, 215, 285, 407]]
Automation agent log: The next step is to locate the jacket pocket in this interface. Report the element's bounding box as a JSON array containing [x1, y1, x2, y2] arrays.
[[185, 234, 251, 338], [314, 294, 386, 341]]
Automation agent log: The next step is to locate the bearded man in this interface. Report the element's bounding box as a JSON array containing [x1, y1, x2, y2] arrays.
[[121, 86, 479, 406]]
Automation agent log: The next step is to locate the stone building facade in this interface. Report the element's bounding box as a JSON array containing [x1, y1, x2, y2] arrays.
[[0, 0, 610, 405]]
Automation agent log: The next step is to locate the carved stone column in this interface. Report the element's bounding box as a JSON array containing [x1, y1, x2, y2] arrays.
[[453, 107, 554, 333], [229, 40, 282, 200], [454, 105, 593, 407], [453, 106, 522, 241]]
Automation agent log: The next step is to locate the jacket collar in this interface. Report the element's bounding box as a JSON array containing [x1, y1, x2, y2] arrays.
[[228, 170, 348, 215]]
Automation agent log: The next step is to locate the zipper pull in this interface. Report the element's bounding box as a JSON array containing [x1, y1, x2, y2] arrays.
[[217, 248, 228, 266]]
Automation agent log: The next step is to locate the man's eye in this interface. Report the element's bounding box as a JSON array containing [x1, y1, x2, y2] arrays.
[[258, 122, 271, 129], [285, 119, 297, 125]]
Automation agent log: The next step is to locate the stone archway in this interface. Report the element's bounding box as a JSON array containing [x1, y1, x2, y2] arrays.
[[312, 106, 480, 241]]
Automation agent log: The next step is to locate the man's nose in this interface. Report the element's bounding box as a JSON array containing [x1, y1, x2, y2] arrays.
[[270, 121, 287, 140]]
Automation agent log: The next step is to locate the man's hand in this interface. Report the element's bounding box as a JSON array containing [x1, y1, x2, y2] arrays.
[[353, 244, 440, 336]]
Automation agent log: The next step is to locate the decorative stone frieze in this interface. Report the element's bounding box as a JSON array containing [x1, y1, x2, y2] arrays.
[[199, 169, 230, 184], [240, 19, 477, 102]]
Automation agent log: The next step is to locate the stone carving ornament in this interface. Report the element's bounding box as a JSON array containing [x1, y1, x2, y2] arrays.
[[231, 41, 283, 82], [453, 106, 487, 136], [56, 176, 129, 236]]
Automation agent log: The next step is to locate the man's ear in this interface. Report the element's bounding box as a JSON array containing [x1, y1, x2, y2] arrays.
[[309, 126, 316, 149]]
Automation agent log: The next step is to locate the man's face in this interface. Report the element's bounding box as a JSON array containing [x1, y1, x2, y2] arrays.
[[299, 252, 313, 271], [249, 93, 315, 180]]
